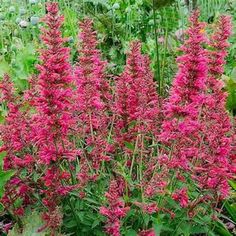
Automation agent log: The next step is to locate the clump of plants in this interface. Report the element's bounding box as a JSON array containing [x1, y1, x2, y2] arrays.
[[0, 2, 235, 236]]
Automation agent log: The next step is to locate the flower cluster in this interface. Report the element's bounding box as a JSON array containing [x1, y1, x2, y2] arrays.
[[75, 19, 111, 190], [31, 3, 77, 231], [0, 74, 34, 216], [114, 41, 160, 146], [0, 3, 234, 236], [100, 179, 130, 236]]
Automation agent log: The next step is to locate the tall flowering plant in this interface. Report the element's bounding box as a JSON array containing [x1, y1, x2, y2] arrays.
[[157, 11, 208, 214], [158, 10, 233, 224], [75, 18, 112, 191], [31, 2, 78, 231], [0, 3, 78, 234], [195, 15, 233, 199], [0, 74, 34, 220]]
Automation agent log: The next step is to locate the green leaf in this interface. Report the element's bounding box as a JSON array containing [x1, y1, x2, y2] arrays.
[[64, 219, 77, 229], [0, 170, 15, 197], [0, 151, 6, 167], [84, 0, 109, 8], [91, 218, 101, 229], [125, 229, 137, 236], [224, 201, 236, 222], [143, 214, 150, 226], [177, 222, 191, 236], [128, 120, 137, 129], [0, 60, 11, 77], [124, 142, 135, 151], [153, 222, 162, 236], [190, 225, 209, 234], [0, 202, 4, 212], [229, 180, 236, 191], [214, 221, 233, 236], [86, 145, 95, 153]]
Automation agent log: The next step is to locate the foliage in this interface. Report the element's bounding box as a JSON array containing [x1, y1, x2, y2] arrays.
[[0, 1, 235, 236], [8, 211, 48, 236]]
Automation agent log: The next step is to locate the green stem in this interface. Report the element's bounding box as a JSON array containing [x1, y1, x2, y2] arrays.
[[67, 198, 80, 236], [152, 0, 161, 94]]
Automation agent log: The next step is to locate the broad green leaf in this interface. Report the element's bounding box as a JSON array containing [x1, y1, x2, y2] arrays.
[[0, 170, 15, 197]]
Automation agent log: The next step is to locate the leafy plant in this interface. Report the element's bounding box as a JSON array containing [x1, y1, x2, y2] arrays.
[[0, 1, 235, 236]]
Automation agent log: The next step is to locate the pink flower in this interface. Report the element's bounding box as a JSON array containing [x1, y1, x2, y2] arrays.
[[34, 2, 76, 164], [74, 18, 111, 188], [2, 222, 13, 233], [139, 229, 156, 236], [30, 2, 77, 231], [172, 188, 189, 208], [196, 15, 233, 198], [114, 41, 160, 146], [14, 207, 24, 216], [100, 180, 130, 236], [134, 202, 159, 214], [159, 10, 207, 193]]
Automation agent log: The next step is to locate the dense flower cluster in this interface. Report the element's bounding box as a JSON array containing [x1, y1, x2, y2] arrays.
[[114, 41, 160, 146], [159, 11, 233, 211], [196, 15, 233, 198], [100, 179, 130, 236], [75, 18, 111, 190], [156, 10, 209, 211], [31, 3, 77, 232], [0, 74, 34, 217], [0, 3, 234, 236]]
